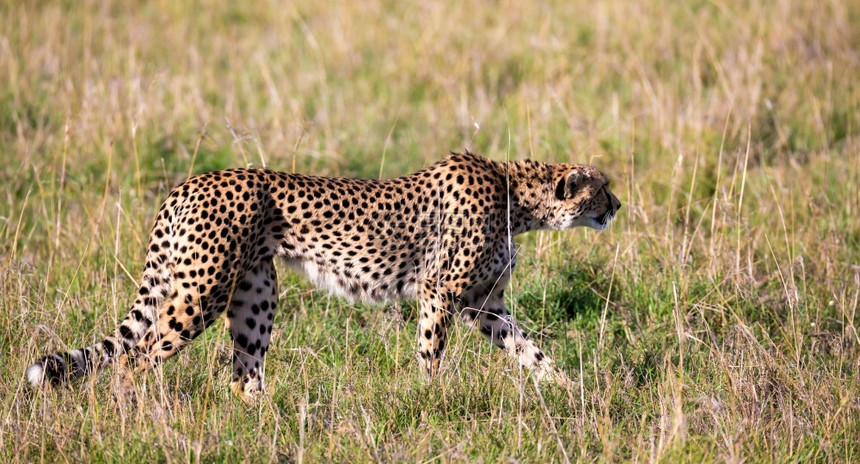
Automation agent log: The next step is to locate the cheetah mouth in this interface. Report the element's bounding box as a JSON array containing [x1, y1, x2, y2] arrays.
[[598, 210, 613, 224], [595, 209, 615, 229]]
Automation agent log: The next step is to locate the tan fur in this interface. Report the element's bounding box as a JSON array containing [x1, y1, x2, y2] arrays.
[[27, 151, 621, 401]]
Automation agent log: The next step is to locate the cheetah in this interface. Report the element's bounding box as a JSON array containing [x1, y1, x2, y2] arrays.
[[27, 151, 621, 400]]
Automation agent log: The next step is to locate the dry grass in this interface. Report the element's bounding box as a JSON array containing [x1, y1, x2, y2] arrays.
[[1, 0, 858, 462]]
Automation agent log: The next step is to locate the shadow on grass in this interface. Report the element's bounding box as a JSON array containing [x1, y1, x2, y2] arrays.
[[517, 261, 611, 328]]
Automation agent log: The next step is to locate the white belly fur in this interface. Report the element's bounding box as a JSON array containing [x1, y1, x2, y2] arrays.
[[283, 259, 416, 303]]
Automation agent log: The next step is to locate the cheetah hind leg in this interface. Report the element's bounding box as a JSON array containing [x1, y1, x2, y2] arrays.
[[116, 261, 277, 402], [116, 286, 219, 395], [226, 260, 278, 402]]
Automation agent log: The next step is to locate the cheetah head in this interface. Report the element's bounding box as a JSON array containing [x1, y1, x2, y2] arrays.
[[548, 164, 621, 231]]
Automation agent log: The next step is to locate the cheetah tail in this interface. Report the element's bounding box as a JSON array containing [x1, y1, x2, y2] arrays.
[[25, 278, 170, 387], [25, 337, 124, 387], [25, 276, 170, 387], [26, 203, 176, 388]]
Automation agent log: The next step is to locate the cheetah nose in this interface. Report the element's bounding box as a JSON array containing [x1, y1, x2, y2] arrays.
[[605, 188, 621, 213], [610, 195, 621, 213]]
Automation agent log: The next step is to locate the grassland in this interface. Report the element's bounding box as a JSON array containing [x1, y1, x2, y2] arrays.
[[1, 0, 859, 462]]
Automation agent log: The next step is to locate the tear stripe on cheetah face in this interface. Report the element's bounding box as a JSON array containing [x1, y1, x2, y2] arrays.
[[26, 150, 620, 398]]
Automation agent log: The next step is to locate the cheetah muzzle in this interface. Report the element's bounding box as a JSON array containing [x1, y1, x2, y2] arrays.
[[26, 151, 621, 401]]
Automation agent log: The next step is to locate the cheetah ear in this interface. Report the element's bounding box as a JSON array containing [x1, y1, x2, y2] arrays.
[[555, 170, 583, 200]]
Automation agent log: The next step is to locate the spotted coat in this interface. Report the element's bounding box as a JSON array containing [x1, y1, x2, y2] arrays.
[[27, 151, 621, 400]]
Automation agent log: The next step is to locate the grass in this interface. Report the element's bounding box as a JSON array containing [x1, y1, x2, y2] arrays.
[[1, 0, 859, 461]]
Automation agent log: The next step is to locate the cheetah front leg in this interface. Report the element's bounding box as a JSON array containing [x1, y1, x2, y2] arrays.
[[416, 279, 455, 377], [226, 260, 278, 402], [463, 290, 571, 386]]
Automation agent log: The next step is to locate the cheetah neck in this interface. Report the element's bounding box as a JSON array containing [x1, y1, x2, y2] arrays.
[[499, 160, 555, 235]]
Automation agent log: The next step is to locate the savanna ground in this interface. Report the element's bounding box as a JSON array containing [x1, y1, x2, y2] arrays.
[[1, 0, 859, 462]]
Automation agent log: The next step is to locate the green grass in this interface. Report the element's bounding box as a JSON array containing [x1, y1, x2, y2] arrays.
[[2, 0, 859, 461]]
